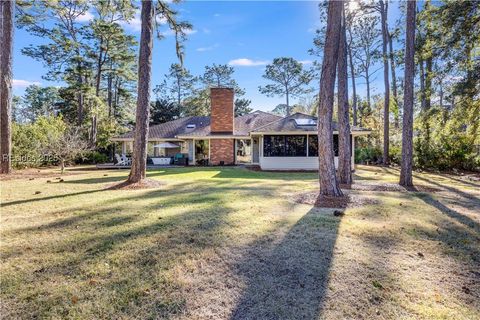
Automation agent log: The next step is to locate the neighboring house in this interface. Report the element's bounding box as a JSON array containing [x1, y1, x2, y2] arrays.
[[111, 88, 370, 170]]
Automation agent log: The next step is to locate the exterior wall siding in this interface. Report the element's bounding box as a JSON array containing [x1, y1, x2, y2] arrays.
[[210, 88, 234, 133], [210, 139, 234, 165]]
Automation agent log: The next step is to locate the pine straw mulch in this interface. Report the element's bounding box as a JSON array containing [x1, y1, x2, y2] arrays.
[[292, 181, 442, 208], [350, 182, 441, 193], [106, 178, 164, 190], [292, 191, 379, 208]]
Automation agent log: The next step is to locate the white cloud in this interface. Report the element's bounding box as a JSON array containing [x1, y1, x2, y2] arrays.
[[120, 14, 142, 31], [13, 79, 41, 88], [228, 58, 269, 67], [75, 11, 94, 23], [299, 60, 313, 65], [214, 13, 220, 17], [161, 28, 197, 37], [202, 28, 211, 34], [196, 43, 219, 52]]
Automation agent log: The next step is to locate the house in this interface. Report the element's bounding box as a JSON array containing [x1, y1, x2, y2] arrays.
[[111, 88, 370, 170]]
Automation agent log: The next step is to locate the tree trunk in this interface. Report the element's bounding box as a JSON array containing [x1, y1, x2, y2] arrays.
[[107, 72, 113, 117], [286, 87, 290, 116], [347, 27, 357, 127], [388, 31, 399, 128], [60, 159, 65, 174], [90, 115, 97, 146], [77, 60, 84, 125], [400, 0, 416, 187], [127, 0, 154, 184], [365, 70, 371, 113], [0, 0, 13, 174], [419, 58, 426, 110], [95, 38, 104, 97], [318, 0, 343, 197], [337, 9, 352, 186], [380, 0, 390, 165]]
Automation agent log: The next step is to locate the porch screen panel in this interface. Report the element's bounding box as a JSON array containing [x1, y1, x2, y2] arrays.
[[263, 135, 307, 157], [285, 135, 306, 156], [308, 134, 339, 157]]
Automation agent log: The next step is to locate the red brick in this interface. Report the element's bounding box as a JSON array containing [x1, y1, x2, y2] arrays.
[[210, 139, 234, 165], [210, 88, 234, 133]]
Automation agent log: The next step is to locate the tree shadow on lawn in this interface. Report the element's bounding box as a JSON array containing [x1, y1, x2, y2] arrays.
[[144, 166, 318, 181], [2, 180, 274, 318], [0, 189, 104, 208], [231, 208, 341, 320]]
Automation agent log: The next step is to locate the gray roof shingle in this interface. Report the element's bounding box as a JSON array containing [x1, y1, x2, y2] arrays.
[[178, 111, 282, 137], [115, 112, 369, 140], [251, 113, 369, 132], [117, 116, 210, 139]]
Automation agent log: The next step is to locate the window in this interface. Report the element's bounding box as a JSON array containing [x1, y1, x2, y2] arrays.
[[308, 134, 339, 157], [263, 135, 306, 157]]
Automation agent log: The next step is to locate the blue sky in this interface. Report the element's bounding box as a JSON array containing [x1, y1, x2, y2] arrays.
[[12, 1, 400, 112]]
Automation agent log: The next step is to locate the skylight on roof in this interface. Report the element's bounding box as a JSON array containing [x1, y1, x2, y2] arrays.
[[186, 124, 196, 129], [294, 118, 317, 126]]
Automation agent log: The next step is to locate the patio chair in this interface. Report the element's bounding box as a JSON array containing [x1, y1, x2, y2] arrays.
[[121, 154, 132, 166], [114, 154, 128, 166]]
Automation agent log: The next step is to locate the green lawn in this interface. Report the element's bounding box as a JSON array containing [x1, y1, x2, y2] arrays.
[[1, 165, 479, 319]]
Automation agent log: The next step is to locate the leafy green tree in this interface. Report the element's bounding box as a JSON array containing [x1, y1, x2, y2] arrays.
[[18, 1, 92, 125], [150, 99, 182, 124], [202, 64, 237, 88], [352, 15, 381, 112], [234, 98, 253, 117], [154, 63, 197, 106], [259, 57, 314, 116], [14, 85, 61, 122], [193, 63, 252, 116]]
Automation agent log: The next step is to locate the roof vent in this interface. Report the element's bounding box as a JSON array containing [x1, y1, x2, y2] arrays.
[[186, 124, 196, 129], [294, 118, 317, 126]]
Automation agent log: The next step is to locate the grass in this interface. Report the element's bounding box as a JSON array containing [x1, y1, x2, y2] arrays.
[[1, 165, 479, 319]]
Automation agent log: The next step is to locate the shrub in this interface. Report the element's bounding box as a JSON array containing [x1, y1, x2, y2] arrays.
[[79, 151, 109, 164], [355, 146, 383, 164]]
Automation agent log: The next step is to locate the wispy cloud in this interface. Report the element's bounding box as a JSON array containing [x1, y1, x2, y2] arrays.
[[213, 13, 221, 17], [161, 28, 197, 37], [13, 79, 41, 88], [202, 28, 211, 34], [196, 43, 219, 52], [120, 12, 167, 32], [299, 60, 313, 65], [228, 58, 269, 67], [75, 11, 94, 23]]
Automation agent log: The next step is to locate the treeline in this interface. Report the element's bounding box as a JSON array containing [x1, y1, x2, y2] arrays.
[[311, 0, 479, 171]]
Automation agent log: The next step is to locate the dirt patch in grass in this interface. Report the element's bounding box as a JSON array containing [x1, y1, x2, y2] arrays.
[[0, 168, 83, 181], [106, 178, 164, 190], [292, 191, 380, 208], [352, 182, 441, 193]]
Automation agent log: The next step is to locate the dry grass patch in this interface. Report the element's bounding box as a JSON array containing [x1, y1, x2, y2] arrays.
[[1, 165, 479, 319]]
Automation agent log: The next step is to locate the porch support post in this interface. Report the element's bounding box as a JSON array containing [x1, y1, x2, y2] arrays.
[[122, 142, 127, 154], [306, 134, 309, 157]]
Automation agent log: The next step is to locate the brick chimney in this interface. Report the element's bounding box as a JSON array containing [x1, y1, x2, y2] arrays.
[[210, 87, 234, 134]]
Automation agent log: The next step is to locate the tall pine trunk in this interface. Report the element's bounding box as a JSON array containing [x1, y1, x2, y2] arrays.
[[127, 0, 154, 184], [337, 6, 352, 186], [1, 0, 13, 174], [400, 0, 416, 187], [318, 0, 343, 197], [388, 31, 399, 128], [347, 27, 357, 127], [380, 0, 390, 165]]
